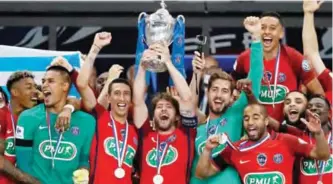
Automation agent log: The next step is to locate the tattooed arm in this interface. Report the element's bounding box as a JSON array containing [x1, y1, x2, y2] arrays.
[[0, 138, 40, 184]]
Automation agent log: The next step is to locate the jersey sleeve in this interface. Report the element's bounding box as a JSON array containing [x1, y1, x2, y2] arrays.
[[282, 133, 314, 158], [15, 110, 39, 174], [287, 47, 316, 85], [79, 114, 96, 169], [231, 50, 249, 80], [232, 41, 264, 112], [212, 145, 234, 170], [0, 109, 7, 139], [317, 69, 332, 105]]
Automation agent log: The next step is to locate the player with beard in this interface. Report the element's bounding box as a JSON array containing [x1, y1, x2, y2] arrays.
[[302, 0, 332, 105], [15, 66, 95, 184], [133, 43, 197, 184], [282, 91, 308, 129], [232, 11, 324, 122], [196, 103, 330, 184], [190, 16, 263, 184]]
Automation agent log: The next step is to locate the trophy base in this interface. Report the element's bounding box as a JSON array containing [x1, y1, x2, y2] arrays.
[[141, 57, 167, 73]]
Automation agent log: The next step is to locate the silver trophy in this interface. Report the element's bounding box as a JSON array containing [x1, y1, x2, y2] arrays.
[[138, 1, 185, 72]]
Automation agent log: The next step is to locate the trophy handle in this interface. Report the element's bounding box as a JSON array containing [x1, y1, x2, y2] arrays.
[[138, 12, 147, 23], [176, 15, 185, 23]]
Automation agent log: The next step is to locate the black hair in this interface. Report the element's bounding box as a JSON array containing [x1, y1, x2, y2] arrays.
[[0, 87, 8, 104], [308, 94, 331, 109], [46, 65, 71, 84], [107, 78, 132, 96], [6, 71, 35, 92], [260, 11, 285, 27]]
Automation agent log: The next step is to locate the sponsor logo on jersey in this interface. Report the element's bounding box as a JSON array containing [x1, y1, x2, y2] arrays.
[[273, 153, 283, 164], [278, 73, 286, 83], [146, 145, 178, 168], [5, 136, 15, 157], [259, 85, 289, 104], [220, 118, 227, 126], [39, 140, 77, 161], [15, 126, 24, 139], [103, 137, 136, 167], [300, 155, 332, 176], [244, 171, 285, 184], [257, 153, 267, 166], [302, 60, 311, 72]]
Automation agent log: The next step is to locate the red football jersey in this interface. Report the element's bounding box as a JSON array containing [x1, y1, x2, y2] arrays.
[[213, 133, 314, 184], [139, 118, 196, 184], [293, 131, 332, 184], [234, 45, 316, 122], [0, 107, 17, 184], [89, 103, 138, 184], [317, 69, 332, 106]]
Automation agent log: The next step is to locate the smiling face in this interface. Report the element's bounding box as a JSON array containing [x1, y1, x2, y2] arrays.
[[243, 104, 269, 141], [283, 92, 307, 125], [260, 16, 284, 53], [308, 97, 330, 125], [11, 77, 38, 109], [107, 81, 132, 118], [208, 79, 232, 116], [153, 99, 177, 131]]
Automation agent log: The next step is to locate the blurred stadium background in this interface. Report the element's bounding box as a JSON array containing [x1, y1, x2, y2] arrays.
[[0, 0, 331, 83]]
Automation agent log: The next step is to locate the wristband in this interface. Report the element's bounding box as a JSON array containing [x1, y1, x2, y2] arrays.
[[181, 116, 198, 128], [64, 104, 75, 113]]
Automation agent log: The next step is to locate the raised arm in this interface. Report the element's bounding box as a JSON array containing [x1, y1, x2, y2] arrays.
[[302, 0, 326, 75], [151, 44, 195, 116], [97, 64, 124, 109], [76, 32, 112, 111], [133, 50, 153, 129]]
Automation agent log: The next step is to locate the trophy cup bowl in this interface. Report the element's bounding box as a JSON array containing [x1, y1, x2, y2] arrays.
[[140, 8, 176, 72]]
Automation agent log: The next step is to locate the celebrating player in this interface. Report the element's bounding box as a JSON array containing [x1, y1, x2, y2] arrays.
[[233, 11, 324, 122], [133, 44, 197, 184], [196, 103, 330, 184], [190, 16, 263, 184], [15, 66, 96, 184], [76, 31, 139, 184], [302, 0, 332, 105]]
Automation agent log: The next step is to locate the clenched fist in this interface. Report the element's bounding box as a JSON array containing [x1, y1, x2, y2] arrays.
[[93, 32, 112, 49]]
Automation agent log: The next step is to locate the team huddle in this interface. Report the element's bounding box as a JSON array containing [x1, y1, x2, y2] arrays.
[[0, 0, 331, 184]]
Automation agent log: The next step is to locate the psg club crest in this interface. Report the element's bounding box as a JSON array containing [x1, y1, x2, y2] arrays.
[[278, 73, 286, 83], [220, 118, 227, 126], [273, 153, 283, 164], [263, 71, 272, 83], [208, 125, 217, 135], [176, 35, 183, 45], [71, 127, 80, 136], [257, 153, 267, 166]]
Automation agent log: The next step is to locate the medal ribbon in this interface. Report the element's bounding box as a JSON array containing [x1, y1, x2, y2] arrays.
[[155, 134, 176, 175], [110, 114, 128, 168], [239, 133, 270, 152], [310, 132, 332, 183], [46, 111, 63, 169], [263, 45, 281, 108], [8, 103, 16, 139]]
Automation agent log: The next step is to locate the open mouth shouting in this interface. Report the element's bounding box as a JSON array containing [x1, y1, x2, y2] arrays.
[[288, 109, 301, 122], [117, 103, 127, 111], [246, 126, 258, 138], [262, 37, 273, 47]]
